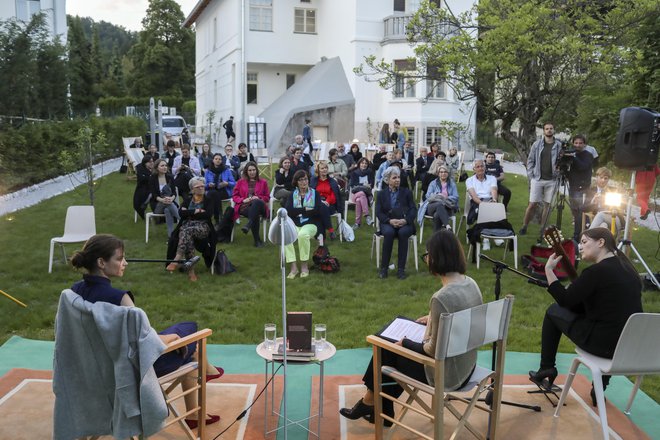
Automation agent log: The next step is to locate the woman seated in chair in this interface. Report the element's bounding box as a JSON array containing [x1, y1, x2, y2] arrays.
[[349, 157, 375, 229], [70, 234, 223, 429], [376, 166, 417, 280], [585, 167, 624, 236], [205, 153, 236, 224], [418, 164, 458, 232], [529, 227, 642, 406], [148, 158, 180, 237], [232, 161, 269, 247], [340, 230, 483, 425], [236, 142, 254, 171], [327, 148, 348, 188], [197, 143, 213, 172], [133, 154, 154, 220], [167, 177, 216, 282], [274, 156, 294, 206], [284, 170, 322, 278], [310, 161, 342, 240]]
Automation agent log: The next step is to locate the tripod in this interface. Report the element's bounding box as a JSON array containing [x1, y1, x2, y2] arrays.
[[478, 254, 543, 413], [537, 173, 570, 243]]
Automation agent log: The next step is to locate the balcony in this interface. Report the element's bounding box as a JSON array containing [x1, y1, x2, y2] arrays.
[[383, 14, 412, 44]]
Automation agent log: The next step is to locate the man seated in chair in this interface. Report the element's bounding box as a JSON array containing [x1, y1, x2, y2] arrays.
[[339, 231, 483, 426], [465, 159, 498, 224], [484, 151, 511, 210]]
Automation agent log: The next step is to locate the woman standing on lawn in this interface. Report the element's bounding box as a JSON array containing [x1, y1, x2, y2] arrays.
[[69, 234, 223, 429], [339, 230, 483, 425]]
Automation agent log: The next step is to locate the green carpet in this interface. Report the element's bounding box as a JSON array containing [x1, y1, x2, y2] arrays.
[[1, 336, 658, 440]]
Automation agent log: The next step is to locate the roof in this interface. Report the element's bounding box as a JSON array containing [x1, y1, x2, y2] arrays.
[[183, 0, 213, 28], [259, 56, 355, 154]]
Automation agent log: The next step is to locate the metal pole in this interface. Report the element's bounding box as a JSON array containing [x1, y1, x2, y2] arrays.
[[280, 216, 288, 440]]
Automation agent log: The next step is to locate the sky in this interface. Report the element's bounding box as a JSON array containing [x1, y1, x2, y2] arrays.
[[66, 0, 199, 32]]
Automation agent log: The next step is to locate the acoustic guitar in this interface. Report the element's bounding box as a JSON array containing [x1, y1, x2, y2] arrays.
[[543, 226, 578, 281]]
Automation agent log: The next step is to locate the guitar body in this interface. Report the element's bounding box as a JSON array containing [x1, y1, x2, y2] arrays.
[[543, 226, 579, 281]]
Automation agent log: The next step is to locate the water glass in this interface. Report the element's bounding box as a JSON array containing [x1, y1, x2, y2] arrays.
[[264, 323, 276, 351], [314, 323, 327, 351]]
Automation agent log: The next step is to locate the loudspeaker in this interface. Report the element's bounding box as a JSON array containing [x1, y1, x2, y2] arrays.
[[614, 107, 660, 170]]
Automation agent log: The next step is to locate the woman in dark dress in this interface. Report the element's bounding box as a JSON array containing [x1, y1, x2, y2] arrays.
[[529, 227, 643, 405], [197, 143, 213, 172], [148, 158, 180, 237], [70, 234, 223, 429], [274, 156, 294, 206], [133, 154, 154, 219], [237, 142, 255, 170], [205, 153, 236, 223]]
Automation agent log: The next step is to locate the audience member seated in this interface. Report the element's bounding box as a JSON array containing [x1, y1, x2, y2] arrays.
[[375, 151, 395, 189], [389, 160, 412, 190], [133, 154, 154, 220], [284, 170, 322, 279], [166, 177, 216, 281], [130, 137, 143, 149], [372, 144, 388, 171], [428, 142, 440, 159], [291, 134, 311, 155], [415, 146, 432, 183], [485, 151, 511, 209], [376, 166, 417, 280], [223, 144, 241, 179], [311, 161, 342, 240], [232, 161, 269, 247], [197, 143, 213, 172], [149, 158, 180, 237], [274, 156, 294, 206], [147, 143, 160, 160], [349, 157, 375, 229], [70, 234, 223, 429], [337, 143, 356, 172], [446, 146, 460, 179], [421, 158, 443, 199], [418, 165, 458, 232], [586, 167, 624, 236], [349, 143, 363, 167], [465, 159, 498, 224], [205, 153, 236, 224], [163, 140, 179, 170], [237, 142, 255, 172], [290, 147, 314, 176], [172, 144, 201, 199], [327, 148, 349, 189], [339, 230, 483, 425]]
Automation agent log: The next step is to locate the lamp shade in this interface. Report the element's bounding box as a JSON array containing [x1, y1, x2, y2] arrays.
[[268, 208, 298, 245]]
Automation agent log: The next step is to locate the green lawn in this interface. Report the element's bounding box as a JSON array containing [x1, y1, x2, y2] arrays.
[[0, 171, 658, 401]]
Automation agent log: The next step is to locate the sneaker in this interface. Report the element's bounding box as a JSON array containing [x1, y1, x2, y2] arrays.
[[366, 215, 374, 226], [494, 239, 504, 246], [519, 225, 527, 235], [482, 238, 491, 251], [388, 263, 395, 270], [352, 223, 361, 230]]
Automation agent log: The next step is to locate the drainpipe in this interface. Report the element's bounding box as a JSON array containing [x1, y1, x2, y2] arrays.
[[241, 0, 246, 148]]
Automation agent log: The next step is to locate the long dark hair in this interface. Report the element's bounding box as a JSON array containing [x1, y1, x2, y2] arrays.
[[241, 161, 260, 180], [71, 234, 123, 273], [580, 228, 640, 285]]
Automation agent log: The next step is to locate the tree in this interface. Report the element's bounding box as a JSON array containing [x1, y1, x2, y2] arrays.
[[355, 0, 658, 160], [58, 126, 107, 205], [67, 16, 97, 115], [127, 0, 195, 98]]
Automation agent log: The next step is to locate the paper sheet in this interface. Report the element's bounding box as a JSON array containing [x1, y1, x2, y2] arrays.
[[379, 317, 426, 343]]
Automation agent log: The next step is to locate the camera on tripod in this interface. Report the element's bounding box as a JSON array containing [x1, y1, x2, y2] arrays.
[[557, 140, 576, 175]]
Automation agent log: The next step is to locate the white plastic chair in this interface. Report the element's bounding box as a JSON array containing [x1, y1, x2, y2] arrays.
[[418, 209, 457, 244], [555, 313, 660, 440], [49, 206, 96, 273], [229, 199, 268, 243], [468, 202, 517, 269], [455, 191, 471, 242]]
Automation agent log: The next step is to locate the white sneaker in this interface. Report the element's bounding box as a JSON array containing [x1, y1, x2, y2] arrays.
[[482, 238, 491, 251], [389, 264, 396, 270], [494, 239, 504, 246], [366, 215, 374, 226]]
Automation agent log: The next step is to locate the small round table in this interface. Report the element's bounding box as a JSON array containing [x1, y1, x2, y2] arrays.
[[256, 338, 336, 438]]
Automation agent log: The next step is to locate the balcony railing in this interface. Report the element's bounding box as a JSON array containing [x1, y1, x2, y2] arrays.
[[383, 14, 459, 45]]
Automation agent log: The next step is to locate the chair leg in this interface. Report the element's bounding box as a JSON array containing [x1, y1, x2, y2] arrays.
[[555, 357, 581, 417], [476, 243, 481, 269], [625, 376, 643, 415], [145, 215, 150, 243], [590, 369, 610, 440], [419, 222, 424, 244], [412, 236, 418, 271], [337, 214, 343, 242], [513, 236, 518, 269], [48, 240, 56, 273], [59, 243, 67, 264]]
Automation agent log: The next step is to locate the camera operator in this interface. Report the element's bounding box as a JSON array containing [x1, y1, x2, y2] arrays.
[[564, 134, 594, 240]]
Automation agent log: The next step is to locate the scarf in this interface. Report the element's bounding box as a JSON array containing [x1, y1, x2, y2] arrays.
[[208, 163, 225, 187], [292, 188, 316, 209]]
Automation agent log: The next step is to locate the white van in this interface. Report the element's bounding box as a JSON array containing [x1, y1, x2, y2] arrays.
[[161, 115, 188, 136]]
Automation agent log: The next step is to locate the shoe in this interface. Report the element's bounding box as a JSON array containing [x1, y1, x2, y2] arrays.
[[329, 231, 337, 241], [300, 270, 309, 278], [519, 225, 528, 235], [378, 269, 388, 279], [241, 224, 250, 234], [528, 367, 558, 391], [363, 399, 394, 427], [352, 223, 361, 230], [287, 271, 297, 279], [339, 398, 374, 420], [166, 262, 178, 272], [397, 270, 407, 280], [590, 382, 608, 407], [184, 414, 220, 430], [482, 238, 491, 251], [206, 366, 224, 382], [494, 239, 504, 246], [366, 215, 374, 226], [640, 210, 650, 220], [254, 240, 265, 248]]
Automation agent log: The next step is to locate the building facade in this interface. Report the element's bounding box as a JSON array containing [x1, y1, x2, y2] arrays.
[[0, 0, 67, 44], [184, 0, 476, 156]]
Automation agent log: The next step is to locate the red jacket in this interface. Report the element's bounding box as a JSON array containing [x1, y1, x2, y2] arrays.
[[231, 178, 270, 220]]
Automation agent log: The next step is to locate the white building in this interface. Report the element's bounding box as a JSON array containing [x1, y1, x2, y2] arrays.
[[184, 0, 476, 157], [0, 0, 67, 44]]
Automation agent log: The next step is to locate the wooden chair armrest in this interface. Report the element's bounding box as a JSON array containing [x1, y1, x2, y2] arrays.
[[162, 328, 212, 354], [366, 335, 436, 368]]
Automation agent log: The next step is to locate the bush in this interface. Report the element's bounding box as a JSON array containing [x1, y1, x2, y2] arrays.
[[0, 116, 147, 193]]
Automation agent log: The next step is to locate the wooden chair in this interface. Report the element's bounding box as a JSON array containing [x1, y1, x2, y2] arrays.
[[368, 295, 515, 440], [49, 206, 96, 273], [253, 148, 273, 180]]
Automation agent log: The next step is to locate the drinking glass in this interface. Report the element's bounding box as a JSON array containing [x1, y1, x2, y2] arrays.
[[314, 323, 327, 351], [264, 323, 276, 351]]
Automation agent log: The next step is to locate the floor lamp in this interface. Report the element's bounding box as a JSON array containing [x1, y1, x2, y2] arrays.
[[268, 207, 298, 439]]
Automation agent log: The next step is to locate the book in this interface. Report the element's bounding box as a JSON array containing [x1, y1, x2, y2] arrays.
[[375, 315, 426, 344], [271, 343, 316, 362], [287, 311, 312, 351]]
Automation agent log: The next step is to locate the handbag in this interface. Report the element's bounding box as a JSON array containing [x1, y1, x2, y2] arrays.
[[211, 249, 236, 275], [351, 185, 372, 197], [339, 219, 355, 242]]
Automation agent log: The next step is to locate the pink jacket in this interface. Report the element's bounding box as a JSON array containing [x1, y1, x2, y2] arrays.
[[232, 178, 270, 220]]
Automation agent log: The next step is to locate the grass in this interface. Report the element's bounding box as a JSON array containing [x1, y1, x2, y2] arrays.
[[0, 171, 658, 402]]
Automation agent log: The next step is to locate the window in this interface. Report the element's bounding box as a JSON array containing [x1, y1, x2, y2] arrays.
[[286, 74, 296, 89], [406, 127, 416, 146], [426, 127, 443, 147], [393, 59, 416, 98], [16, 0, 41, 22], [250, 0, 272, 31], [426, 80, 446, 99], [294, 8, 316, 33], [393, 0, 405, 13], [247, 73, 258, 104]]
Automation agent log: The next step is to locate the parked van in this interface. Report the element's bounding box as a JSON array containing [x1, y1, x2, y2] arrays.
[[161, 115, 188, 136]]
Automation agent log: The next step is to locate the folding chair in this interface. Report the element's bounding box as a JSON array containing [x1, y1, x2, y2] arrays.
[[49, 206, 96, 273], [253, 148, 273, 180], [368, 295, 515, 440], [467, 202, 518, 269], [418, 210, 456, 244], [555, 313, 660, 440]]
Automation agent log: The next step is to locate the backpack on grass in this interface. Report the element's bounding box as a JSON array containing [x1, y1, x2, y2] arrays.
[[312, 245, 340, 273]]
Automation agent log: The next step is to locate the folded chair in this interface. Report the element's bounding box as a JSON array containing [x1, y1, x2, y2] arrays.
[[367, 295, 515, 440], [49, 206, 96, 273], [554, 313, 660, 440]]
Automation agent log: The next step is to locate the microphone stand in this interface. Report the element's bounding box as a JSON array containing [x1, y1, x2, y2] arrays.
[[478, 254, 543, 413]]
